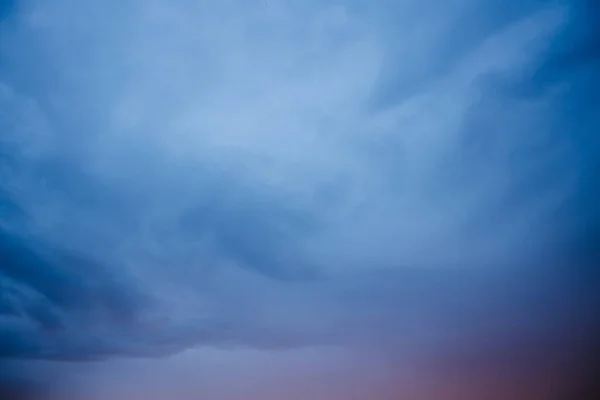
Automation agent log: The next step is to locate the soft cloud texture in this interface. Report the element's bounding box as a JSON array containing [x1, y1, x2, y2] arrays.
[[1, 0, 599, 398]]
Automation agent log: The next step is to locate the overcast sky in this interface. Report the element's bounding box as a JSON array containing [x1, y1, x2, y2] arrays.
[[1, 0, 599, 399]]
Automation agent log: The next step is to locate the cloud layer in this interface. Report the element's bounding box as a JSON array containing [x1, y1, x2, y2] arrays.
[[1, 1, 598, 387]]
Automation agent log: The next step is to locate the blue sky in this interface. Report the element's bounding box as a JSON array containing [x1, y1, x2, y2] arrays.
[[1, 0, 599, 398]]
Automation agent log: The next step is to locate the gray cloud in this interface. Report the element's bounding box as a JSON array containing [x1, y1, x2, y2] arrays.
[[0, 0, 598, 378]]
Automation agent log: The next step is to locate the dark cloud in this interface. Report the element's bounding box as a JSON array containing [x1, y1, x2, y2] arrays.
[[0, 380, 40, 400], [368, 0, 553, 110], [0, 363, 52, 400], [0, 226, 147, 359], [0, 127, 329, 361], [179, 192, 322, 281], [0, 0, 16, 21], [0, 6, 598, 399]]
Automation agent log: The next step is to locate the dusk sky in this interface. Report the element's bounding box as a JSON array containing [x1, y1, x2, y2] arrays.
[[1, 0, 599, 399]]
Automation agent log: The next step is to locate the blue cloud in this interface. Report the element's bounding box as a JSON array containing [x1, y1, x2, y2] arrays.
[[0, 1, 598, 383]]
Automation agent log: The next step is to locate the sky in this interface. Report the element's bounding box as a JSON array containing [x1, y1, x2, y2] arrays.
[[1, 0, 599, 399]]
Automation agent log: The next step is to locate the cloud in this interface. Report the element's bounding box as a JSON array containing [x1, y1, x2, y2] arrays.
[[0, 0, 598, 381]]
